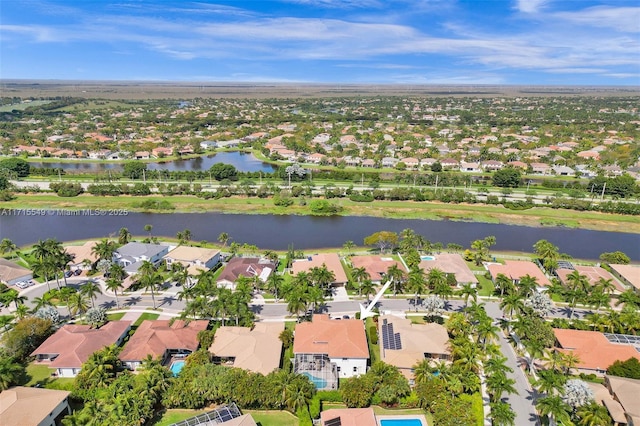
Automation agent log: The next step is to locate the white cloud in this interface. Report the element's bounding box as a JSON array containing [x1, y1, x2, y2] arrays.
[[554, 6, 640, 33], [514, 0, 551, 14]]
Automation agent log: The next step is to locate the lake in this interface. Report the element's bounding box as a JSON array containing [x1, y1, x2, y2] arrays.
[[0, 212, 637, 260], [27, 151, 278, 173]]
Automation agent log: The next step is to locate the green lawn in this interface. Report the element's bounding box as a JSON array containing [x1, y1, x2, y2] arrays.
[[246, 410, 299, 426], [107, 312, 126, 321], [365, 317, 380, 364], [133, 312, 160, 327], [476, 275, 495, 297], [152, 409, 206, 426], [23, 363, 75, 390]]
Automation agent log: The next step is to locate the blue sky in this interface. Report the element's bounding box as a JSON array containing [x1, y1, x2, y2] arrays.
[[1, 0, 639, 85]]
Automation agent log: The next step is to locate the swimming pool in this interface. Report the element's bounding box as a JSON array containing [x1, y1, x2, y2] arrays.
[[170, 360, 185, 376], [302, 372, 328, 389], [379, 419, 424, 426], [420, 255, 436, 261]]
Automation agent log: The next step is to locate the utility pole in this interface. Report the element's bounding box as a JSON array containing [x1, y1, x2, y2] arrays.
[[434, 174, 439, 194], [600, 182, 606, 200]]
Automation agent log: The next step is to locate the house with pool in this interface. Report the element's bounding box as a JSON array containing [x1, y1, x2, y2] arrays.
[[112, 242, 171, 275], [418, 253, 477, 287], [350, 255, 406, 284], [293, 314, 369, 390], [31, 321, 131, 378], [320, 407, 428, 426], [118, 319, 208, 372], [291, 253, 348, 286], [487, 259, 551, 289]]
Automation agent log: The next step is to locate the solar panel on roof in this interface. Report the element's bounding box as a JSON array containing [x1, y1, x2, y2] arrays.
[[325, 417, 342, 426]]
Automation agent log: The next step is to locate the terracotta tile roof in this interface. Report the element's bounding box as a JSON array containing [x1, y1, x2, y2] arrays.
[[320, 408, 377, 426], [488, 260, 551, 286], [119, 320, 208, 362], [419, 253, 478, 284], [350, 255, 406, 282], [291, 253, 348, 284], [554, 329, 640, 371], [608, 264, 640, 290], [293, 314, 369, 359], [0, 386, 70, 426], [31, 321, 131, 369], [209, 322, 283, 375], [556, 265, 624, 292]]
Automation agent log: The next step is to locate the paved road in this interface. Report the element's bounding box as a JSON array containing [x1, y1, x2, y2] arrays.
[[485, 302, 539, 426]]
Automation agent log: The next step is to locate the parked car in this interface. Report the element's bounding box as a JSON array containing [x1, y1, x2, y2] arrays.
[[65, 270, 73, 278], [73, 269, 82, 276]]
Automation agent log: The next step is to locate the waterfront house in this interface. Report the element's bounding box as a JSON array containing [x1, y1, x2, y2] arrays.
[[291, 253, 348, 286], [488, 260, 551, 288], [0, 259, 32, 286], [350, 255, 406, 284], [31, 321, 131, 377], [607, 264, 640, 294], [419, 253, 478, 287], [64, 241, 98, 271], [113, 242, 170, 275], [119, 320, 208, 371], [556, 265, 625, 293], [216, 257, 276, 290], [164, 246, 221, 274]]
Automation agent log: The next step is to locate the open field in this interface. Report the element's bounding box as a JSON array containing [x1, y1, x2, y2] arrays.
[[3, 80, 639, 100], [4, 193, 639, 233]]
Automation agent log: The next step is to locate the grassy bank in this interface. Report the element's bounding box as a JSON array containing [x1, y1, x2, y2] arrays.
[[4, 193, 639, 233]]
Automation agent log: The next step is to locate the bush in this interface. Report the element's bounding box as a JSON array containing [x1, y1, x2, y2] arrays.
[[368, 326, 378, 345], [49, 182, 83, 197], [317, 390, 342, 403]]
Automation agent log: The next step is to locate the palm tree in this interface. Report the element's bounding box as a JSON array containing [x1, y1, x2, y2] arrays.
[[486, 371, 517, 403], [535, 368, 566, 396], [118, 227, 132, 245], [14, 304, 29, 320], [105, 277, 123, 309], [476, 319, 500, 347], [0, 238, 18, 258], [91, 239, 116, 263], [616, 288, 640, 308], [309, 264, 335, 295], [217, 232, 230, 247], [500, 293, 524, 320], [385, 264, 405, 296], [266, 272, 284, 301], [3, 289, 26, 310], [517, 274, 538, 298], [58, 286, 75, 318], [576, 402, 612, 426], [566, 270, 589, 318], [80, 281, 102, 309], [68, 292, 89, 318], [426, 267, 447, 292], [284, 379, 314, 418], [350, 266, 370, 297], [136, 260, 160, 309], [0, 357, 23, 391], [342, 240, 355, 255], [490, 401, 516, 426], [144, 224, 153, 237], [533, 239, 559, 273], [406, 269, 426, 311], [32, 293, 54, 311], [458, 282, 478, 308], [412, 358, 436, 385], [360, 279, 376, 302], [536, 395, 572, 426], [494, 273, 515, 297]]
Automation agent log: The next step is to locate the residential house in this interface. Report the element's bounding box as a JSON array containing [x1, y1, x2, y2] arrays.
[[487, 260, 551, 288], [481, 160, 504, 171], [556, 265, 625, 293], [350, 255, 406, 284], [152, 147, 173, 157], [361, 159, 376, 168], [164, 246, 221, 275], [0, 258, 32, 286], [113, 242, 170, 275], [603, 375, 640, 425], [293, 315, 369, 389], [440, 158, 459, 170], [119, 320, 209, 370], [305, 153, 326, 164], [553, 329, 640, 375], [507, 161, 528, 170], [134, 151, 150, 160], [531, 163, 551, 175], [378, 315, 450, 383], [291, 253, 348, 286], [419, 253, 478, 287], [552, 165, 575, 176], [608, 264, 640, 294], [402, 157, 420, 169], [172, 405, 257, 426], [320, 408, 377, 426], [64, 241, 98, 271], [31, 321, 131, 377], [200, 140, 218, 150], [87, 149, 112, 160], [459, 161, 481, 173], [381, 157, 398, 168], [216, 257, 276, 290], [0, 386, 71, 426], [209, 322, 284, 375]]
